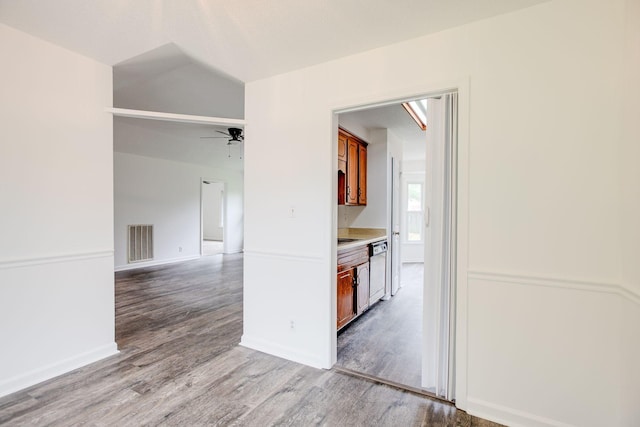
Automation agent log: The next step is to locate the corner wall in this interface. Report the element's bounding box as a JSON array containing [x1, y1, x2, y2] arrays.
[[0, 24, 117, 397], [243, 1, 639, 425], [619, 1, 640, 423]]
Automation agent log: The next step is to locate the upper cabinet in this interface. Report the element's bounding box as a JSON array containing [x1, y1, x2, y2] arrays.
[[338, 128, 367, 206], [357, 143, 367, 205]]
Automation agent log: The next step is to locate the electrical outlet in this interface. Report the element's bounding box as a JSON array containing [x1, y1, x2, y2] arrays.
[[178, 246, 182, 252], [289, 320, 295, 330], [289, 206, 296, 218]]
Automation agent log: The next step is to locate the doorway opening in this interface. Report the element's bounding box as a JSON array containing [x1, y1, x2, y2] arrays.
[[201, 179, 225, 256], [334, 91, 458, 402]]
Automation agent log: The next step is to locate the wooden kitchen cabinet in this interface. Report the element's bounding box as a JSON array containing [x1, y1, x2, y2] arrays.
[[337, 128, 367, 206], [346, 139, 359, 204], [337, 244, 370, 331], [337, 269, 355, 330], [357, 144, 367, 205], [338, 132, 347, 163], [355, 262, 369, 315]]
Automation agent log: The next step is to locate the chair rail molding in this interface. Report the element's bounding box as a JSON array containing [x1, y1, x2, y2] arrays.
[[0, 250, 114, 270], [468, 269, 640, 305]]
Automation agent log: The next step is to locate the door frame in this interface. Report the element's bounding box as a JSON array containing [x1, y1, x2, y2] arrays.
[[330, 77, 470, 409], [200, 178, 226, 256]]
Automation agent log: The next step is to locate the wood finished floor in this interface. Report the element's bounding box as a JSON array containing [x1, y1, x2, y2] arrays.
[[0, 255, 500, 426], [337, 263, 424, 391]]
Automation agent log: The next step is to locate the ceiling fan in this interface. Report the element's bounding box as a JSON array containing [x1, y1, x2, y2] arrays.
[[200, 127, 244, 159], [200, 127, 244, 144]]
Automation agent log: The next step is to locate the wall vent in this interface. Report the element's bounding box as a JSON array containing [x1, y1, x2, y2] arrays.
[[128, 225, 154, 263]]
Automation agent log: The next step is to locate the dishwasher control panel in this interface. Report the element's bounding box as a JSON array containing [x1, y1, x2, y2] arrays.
[[370, 240, 388, 256]]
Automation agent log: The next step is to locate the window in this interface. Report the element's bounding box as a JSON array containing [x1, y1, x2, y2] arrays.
[[402, 99, 428, 130], [406, 182, 423, 242]]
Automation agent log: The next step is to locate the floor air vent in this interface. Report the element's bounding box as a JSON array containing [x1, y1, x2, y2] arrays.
[[128, 224, 154, 263]]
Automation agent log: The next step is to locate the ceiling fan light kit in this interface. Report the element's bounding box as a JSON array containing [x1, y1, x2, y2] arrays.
[[199, 127, 244, 158], [200, 127, 244, 143]]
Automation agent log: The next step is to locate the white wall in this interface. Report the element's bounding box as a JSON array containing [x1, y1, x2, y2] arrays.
[[619, 2, 640, 423], [243, 1, 640, 425], [114, 152, 243, 270], [203, 181, 224, 241], [114, 60, 244, 119], [0, 24, 117, 397]]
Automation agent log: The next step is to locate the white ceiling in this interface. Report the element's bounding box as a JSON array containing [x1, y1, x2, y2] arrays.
[[114, 117, 244, 170], [2, 0, 548, 166], [340, 103, 428, 161], [0, 0, 549, 83]]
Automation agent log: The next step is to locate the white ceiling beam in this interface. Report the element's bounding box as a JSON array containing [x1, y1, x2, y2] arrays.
[[106, 107, 245, 127]]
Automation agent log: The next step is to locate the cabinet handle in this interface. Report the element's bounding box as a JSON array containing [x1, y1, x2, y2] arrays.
[[347, 186, 351, 197], [358, 188, 361, 197]]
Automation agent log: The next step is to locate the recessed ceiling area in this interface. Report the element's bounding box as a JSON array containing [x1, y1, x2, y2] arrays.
[[0, 0, 551, 82]]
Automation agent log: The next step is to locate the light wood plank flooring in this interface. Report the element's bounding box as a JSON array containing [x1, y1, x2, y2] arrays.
[[0, 255, 499, 426]]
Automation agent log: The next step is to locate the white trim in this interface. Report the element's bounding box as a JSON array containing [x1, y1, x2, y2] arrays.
[[240, 335, 327, 369], [201, 178, 227, 255], [0, 250, 113, 270], [114, 254, 200, 272], [244, 249, 325, 263], [106, 107, 246, 127], [0, 343, 119, 398], [468, 270, 640, 305], [454, 78, 471, 411], [330, 76, 471, 410], [467, 397, 574, 427]]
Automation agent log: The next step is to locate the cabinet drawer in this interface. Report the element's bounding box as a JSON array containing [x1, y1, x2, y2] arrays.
[[337, 245, 368, 272]]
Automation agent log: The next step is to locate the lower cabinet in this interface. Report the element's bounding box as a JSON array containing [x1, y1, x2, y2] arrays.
[[337, 269, 355, 330], [355, 262, 369, 316], [337, 244, 370, 331]]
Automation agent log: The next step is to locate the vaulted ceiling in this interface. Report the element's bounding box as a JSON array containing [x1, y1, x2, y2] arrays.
[[0, 0, 549, 83], [1, 0, 549, 165]]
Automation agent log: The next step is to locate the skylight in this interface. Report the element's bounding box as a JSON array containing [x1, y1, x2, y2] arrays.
[[402, 99, 428, 130]]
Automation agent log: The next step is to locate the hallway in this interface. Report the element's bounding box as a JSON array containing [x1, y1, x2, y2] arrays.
[[337, 263, 424, 391]]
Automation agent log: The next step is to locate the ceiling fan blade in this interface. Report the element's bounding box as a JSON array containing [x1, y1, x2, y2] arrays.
[[200, 136, 229, 139], [216, 130, 231, 136]]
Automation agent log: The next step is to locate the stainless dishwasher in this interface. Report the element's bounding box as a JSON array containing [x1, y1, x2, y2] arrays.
[[368, 240, 388, 306]]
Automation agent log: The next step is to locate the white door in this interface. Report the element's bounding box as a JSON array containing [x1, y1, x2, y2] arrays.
[[422, 93, 457, 400], [201, 179, 225, 256], [390, 156, 401, 295]]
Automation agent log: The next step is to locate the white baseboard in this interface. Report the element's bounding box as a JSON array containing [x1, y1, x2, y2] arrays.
[[224, 247, 244, 255], [240, 334, 328, 370], [0, 342, 119, 398], [467, 397, 574, 427], [114, 255, 200, 272]]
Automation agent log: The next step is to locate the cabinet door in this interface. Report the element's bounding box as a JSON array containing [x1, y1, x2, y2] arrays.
[[337, 269, 355, 329], [355, 262, 370, 315], [338, 132, 348, 162], [346, 139, 359, 205], [358, 143, 367, 205]]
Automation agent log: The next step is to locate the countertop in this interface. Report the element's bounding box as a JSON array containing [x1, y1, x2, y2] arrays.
[[337, 228, 387, 250]]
